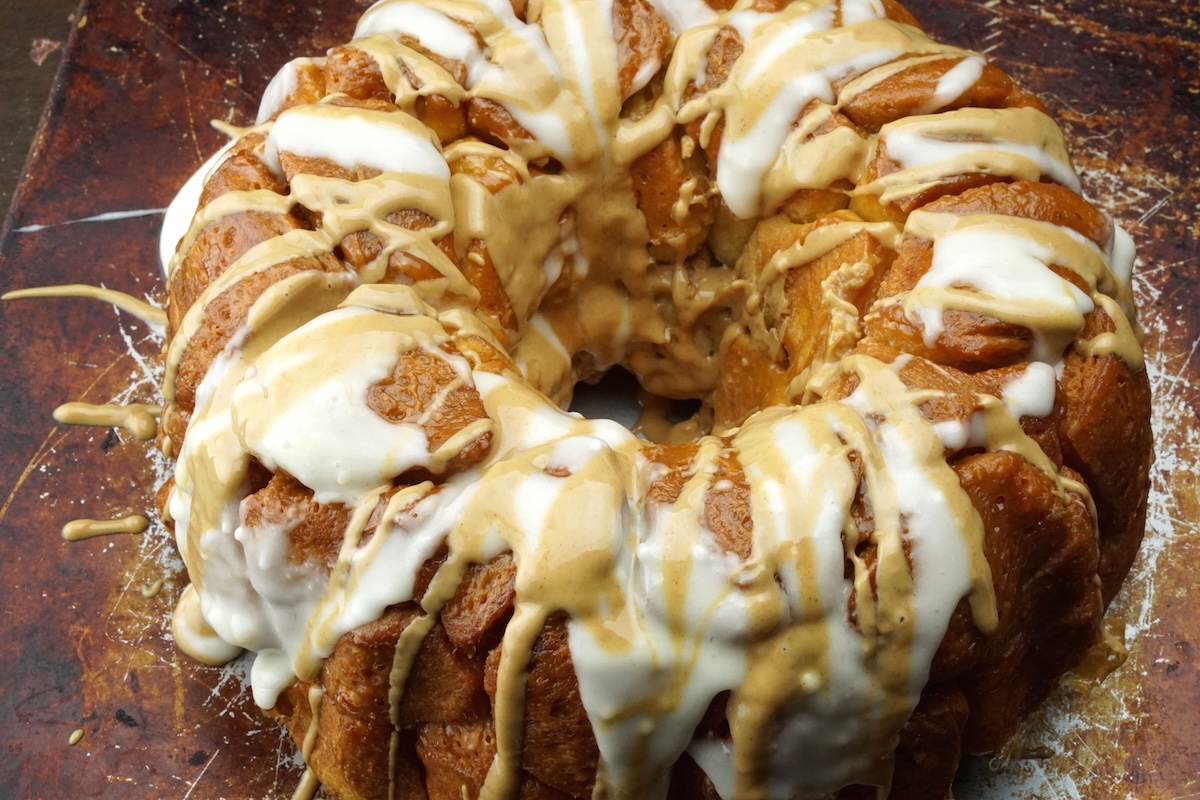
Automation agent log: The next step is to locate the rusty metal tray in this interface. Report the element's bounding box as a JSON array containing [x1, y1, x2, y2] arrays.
[[0, 1, 1195, 797]]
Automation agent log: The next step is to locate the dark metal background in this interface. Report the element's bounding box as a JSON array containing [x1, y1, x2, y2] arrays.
[[0, 1, 1195, 797]]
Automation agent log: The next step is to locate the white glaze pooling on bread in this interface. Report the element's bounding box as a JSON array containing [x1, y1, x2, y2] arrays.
[[909, 227, 1094, 361], [898, 210, 1143, 367], [864, 106, 1081, 204], [927, 53, 984, 109], [258, 58, 326, 125], [156, 0, 1147, 796], [266, 105, 452, 180], [1001, 362, 1058, 420], [231, 306, 486, 504]]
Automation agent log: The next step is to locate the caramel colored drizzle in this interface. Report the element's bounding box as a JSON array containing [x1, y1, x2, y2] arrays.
[[2, 285, 166, 328], [301, 685, 324, 763], [291, 768, 321, 800], [1064, 618, 1129, 691], [53, 402, 161, 441], [61, 514, 149, 542], [1077, 293, 1145, 369]]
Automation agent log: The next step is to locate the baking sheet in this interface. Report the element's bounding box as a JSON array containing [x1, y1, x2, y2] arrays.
[[0, 0, 1196, 797]]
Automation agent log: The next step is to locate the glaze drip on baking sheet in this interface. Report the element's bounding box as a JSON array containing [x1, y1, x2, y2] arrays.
[[1, 284, 166, 330], [7, 0, 1143, 796], [61, 514, 150, 542], [53, 401, 161, 441]]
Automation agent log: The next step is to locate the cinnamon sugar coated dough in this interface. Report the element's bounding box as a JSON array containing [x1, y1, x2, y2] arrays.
[[155, 0, 1152, 797]]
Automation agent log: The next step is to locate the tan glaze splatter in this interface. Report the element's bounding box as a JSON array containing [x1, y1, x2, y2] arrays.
[[61, 514, 149, 542], [2, 285, 166, 329], [53, 402, 161, 441], [156, 0, 1149, 796], [3, 285, 170, 548]]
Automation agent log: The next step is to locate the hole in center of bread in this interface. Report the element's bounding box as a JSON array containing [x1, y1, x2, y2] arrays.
[[569, 366, 705, 443]]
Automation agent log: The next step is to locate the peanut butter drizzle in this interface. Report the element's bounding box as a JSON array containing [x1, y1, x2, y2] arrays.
[[294, 490, 384, 681], [2, 285, 166, 328], [61, 514, 149, 542], [301, 685, 324, 762], [155, 0, 1147, 796], [1077, 293, 1145, 368], [291, 768, 321, 800], [53, 402, 160, 441], [386, 612, 437, 800]]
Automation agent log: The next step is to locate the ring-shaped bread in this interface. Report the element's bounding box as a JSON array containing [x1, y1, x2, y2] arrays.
[[158, 0, 1153, 797]]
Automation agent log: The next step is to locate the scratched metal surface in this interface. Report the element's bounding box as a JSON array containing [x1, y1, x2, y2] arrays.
[[0, 1, 1195, 798]]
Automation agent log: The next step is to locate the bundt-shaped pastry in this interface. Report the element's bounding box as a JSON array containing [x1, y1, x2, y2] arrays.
[[157, 0, 1151, 797]]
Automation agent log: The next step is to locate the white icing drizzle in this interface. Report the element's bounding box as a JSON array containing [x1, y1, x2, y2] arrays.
[[231, 305, 482, 504], [649, 0, 716, 34], [909, 226, 1094, 360], [863, 106, 1082, 204], [897, 209, 1136, 366], [172, 584, 245, 665], [926, 54, 985, 111], [257, 57, 327, 125], [160, 139, 238, 275], [356, 2, 485, 67], [264, 105, 451, 180], [1001, 361, 1058, 420]]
